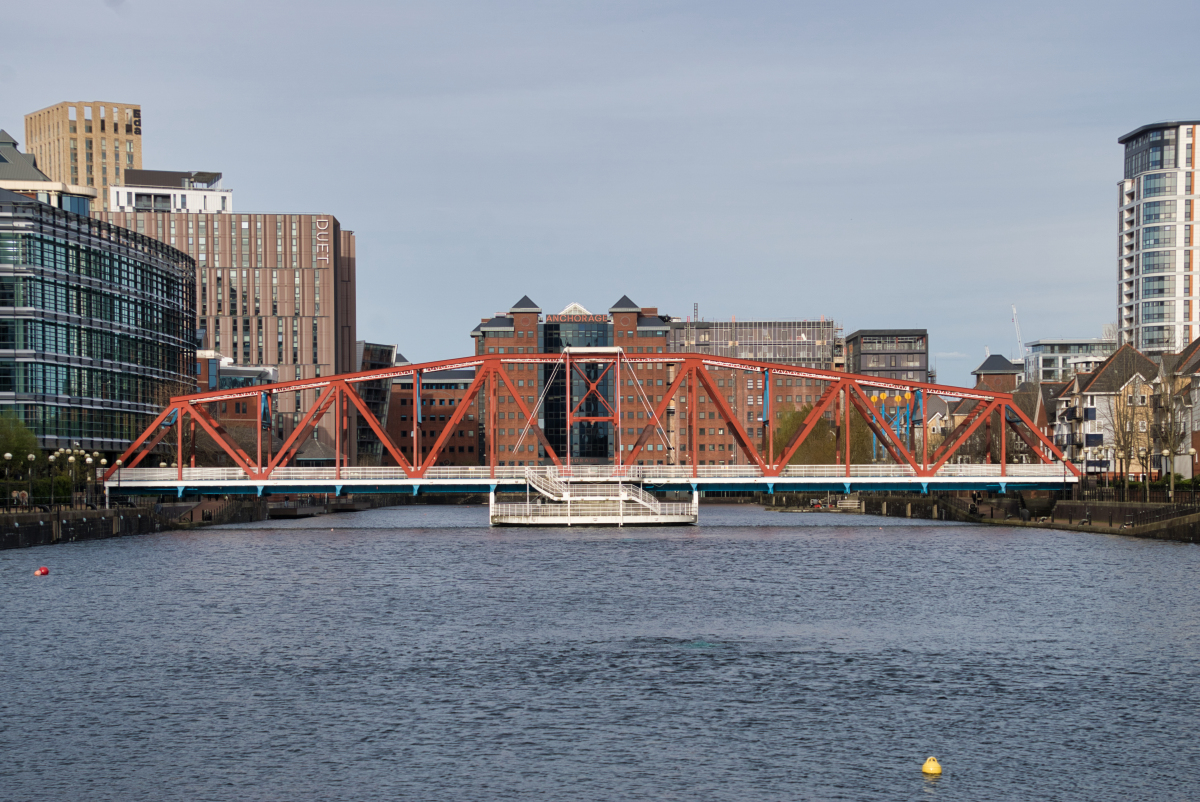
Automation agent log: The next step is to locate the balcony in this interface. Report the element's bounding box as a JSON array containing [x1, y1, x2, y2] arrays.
[[1054, 434, 1082, 447]]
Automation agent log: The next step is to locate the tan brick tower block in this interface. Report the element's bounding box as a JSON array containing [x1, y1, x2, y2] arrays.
[[24, 101, 143, 209]]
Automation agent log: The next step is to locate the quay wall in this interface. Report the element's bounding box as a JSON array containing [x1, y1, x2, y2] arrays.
[[767, 492, 1200, 544]]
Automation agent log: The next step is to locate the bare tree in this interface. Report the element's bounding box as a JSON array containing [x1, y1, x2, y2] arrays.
[[1154, 355, 1191, 500], [1097, 348, 1154, 494]]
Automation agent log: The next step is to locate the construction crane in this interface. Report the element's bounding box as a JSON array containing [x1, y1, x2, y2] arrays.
[[1012, 305, 1025, 362]]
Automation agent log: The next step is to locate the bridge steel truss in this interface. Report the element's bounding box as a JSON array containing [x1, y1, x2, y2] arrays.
[[102, 352, 1078, 484]]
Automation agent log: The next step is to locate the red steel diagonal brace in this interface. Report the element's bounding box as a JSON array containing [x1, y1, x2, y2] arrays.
[[693, 365, 767, 472], [1005, 399, 1079, 474], [264, 384, 338, 476], [928, 399, 1002, 475], [931, 399, 988, 465], [104, 404, 180, 480], [493, 367, 563, 468], [768, 378, 845, 476], [339, 380, 417, 476], [624, 365, 689, 466], [418, 367, 494, 475], [185, 404, 261, 478], [848, 383, 922, 473]]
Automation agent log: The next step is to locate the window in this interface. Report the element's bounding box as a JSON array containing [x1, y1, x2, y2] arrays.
[[1142, 250, 1174, 273], [1142, 275, 1175, 297], [1141, 326, 1173, 349], [1144, 199, 1177, 223], [1143, 172, 1177, 197], [1143, 226, 1175, 249], [1141, 300, 1174, 323]]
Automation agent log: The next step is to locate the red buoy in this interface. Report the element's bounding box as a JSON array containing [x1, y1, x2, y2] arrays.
[[34, 566, 48, 576]]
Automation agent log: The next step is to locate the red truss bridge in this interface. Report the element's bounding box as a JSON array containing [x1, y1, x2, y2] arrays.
[[103, 349, 1078, 499]]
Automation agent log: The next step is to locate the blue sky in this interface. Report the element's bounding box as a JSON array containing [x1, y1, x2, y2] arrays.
[[3, 0, 1198, 385]]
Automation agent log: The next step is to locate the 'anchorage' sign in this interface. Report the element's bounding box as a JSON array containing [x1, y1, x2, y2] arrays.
[[545, 314, 609, 323]]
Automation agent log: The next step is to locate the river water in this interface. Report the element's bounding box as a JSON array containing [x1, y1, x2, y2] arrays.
[[1, 505, 1197, 801]]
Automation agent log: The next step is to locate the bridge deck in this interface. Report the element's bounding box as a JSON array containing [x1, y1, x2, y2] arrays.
[[105, 464, 1078, 496]]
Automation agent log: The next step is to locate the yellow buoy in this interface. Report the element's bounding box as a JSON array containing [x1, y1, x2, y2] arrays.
[[922, 756, 942, 775]]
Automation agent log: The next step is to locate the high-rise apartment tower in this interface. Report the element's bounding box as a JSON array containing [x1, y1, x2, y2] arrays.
[[23, 101, 143, 209], [1118, 121, 1200, 352]]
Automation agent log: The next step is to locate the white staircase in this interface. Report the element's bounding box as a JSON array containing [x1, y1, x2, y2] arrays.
[[525, 468, 663, 513], [488, 468, 695, 526]]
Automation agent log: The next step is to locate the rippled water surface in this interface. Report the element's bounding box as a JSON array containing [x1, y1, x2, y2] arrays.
[[2, 505, 1198, 801]]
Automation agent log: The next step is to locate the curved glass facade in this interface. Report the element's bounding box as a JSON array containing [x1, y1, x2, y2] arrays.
[[0, 191, 195, 450]]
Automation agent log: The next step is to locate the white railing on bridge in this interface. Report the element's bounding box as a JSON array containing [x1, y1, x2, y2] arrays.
[[108, 467, 250, 482], [109, 462, 1076, 484], [933, 464, 1068, 477], [779, 464, 917, 478], [547, 464, 760, 480]]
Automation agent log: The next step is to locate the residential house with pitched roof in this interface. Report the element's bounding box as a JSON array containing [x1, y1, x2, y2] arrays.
[[1055, 344, 1160, 479]]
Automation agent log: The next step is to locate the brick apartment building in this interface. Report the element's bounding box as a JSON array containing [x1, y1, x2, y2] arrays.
[[383, 296, 842, 467], [469, 296, 672, 465], [384, 369, 480, 467]]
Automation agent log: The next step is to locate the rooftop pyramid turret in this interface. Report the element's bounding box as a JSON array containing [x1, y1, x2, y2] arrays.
[[510, 295, 541, 313], [609, 295, 639, 313]]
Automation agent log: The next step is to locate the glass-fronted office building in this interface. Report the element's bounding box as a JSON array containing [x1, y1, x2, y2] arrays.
[[467, 296, 841, 467], [0, 188, 196, 451], [541, 314, 615, 460]]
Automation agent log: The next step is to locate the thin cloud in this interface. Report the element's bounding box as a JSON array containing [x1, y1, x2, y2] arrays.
[[4, 0, 1196, 387]]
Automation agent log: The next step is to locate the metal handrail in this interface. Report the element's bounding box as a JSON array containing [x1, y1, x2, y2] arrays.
[[110, 461, 1078, 483], [492, 501, 692, 518]]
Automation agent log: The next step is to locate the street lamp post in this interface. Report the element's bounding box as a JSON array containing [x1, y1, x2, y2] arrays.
[[67, 455, 76, 508], [47, 454, 55, 508], [1061, 451, 1067, 500], [1138, 447, 1147, 502], [26, 453, 34, 507], [1120, 450, 1129, 501], [85, 457, 93, 506], [1192, 448, 1198, 504], [1164, 448, 1174, 502]]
